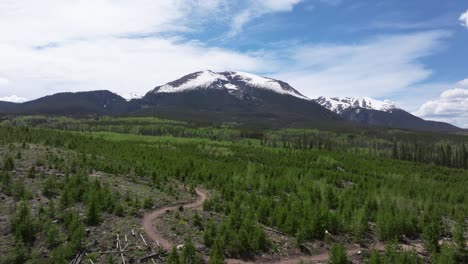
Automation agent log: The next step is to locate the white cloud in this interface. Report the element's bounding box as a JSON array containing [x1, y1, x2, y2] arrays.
[[0, 95, 27, 103], [273, 31, 450, 99], [0, 77, 9, 86], [0, 0, 228, 46], [0, 1, 456, 113], [262, 0, 304, 11], [414, 80, 468, 128], [0, 0, 280, 99], [460, 10, 468, 28], [0, 36, 275, 99], [228, 0, 303, 37]]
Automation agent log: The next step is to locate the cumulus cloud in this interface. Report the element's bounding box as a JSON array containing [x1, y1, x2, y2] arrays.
[[0, 37, 274, 100], [0, 1, 455, 109], [0, 0, 228, 45], [460, 10, 468, 28], [0, 0, 281, 99], [0, 95, 27, 103], [415, 80, 468, 128]]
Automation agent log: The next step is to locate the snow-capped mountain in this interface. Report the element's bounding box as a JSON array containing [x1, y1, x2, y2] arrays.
[[150, 70, 309, 100], [315, 96, 397, 114], [140, 70, 336, 126], [314, 96, 459, 132], [0, 70, 461, 132], [121, 92, 143, 101]]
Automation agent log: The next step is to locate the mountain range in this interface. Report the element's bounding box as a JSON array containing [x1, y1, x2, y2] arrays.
[[314, 96, 460, 132], [0, 70, 462, 132]]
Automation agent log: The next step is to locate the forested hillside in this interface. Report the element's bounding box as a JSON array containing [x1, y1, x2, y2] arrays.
[[4, 115, 468, 169], [0, 119, 466, 263]]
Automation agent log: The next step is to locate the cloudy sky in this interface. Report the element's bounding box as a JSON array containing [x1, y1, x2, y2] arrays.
[[0, 0, 467, 127]]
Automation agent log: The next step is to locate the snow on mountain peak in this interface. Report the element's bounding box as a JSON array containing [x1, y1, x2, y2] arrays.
[[154, 70, 228, 93], [151, 70, 309, 100], [315, 96, 398, 114], [120, 92, 143, 101], [223, 71, 309, 100]]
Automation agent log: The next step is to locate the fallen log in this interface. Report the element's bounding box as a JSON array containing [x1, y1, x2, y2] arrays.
[[138, 251, 168, 263]]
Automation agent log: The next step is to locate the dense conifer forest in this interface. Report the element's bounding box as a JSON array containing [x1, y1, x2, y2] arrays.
[[0, 116, 466, 263]]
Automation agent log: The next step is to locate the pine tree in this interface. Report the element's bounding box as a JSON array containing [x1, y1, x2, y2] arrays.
[[46, 221, 62, 249], [166, 246, 180, 264], [367, 250, 382, 264], [422, 220, 440, 253], [66, 212, 85, 251], [5, 239, 29, 264], [193, 212, 202, 229], [3, 156, 15, 171], [453, 216, 467, 261], [392, 141, 398, 159], [12, 200, 36, 243], [204, 220, 217, 248], [328, 243, 349, 264], [180, 238, 203, 264], [86, 193, 101, 225], [461, 144, 467, 169], [432, 245, 457, 264], [209, 239, 225, 264], [43, 175, 58, 197]]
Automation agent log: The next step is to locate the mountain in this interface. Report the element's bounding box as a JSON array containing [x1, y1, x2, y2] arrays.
[[0, 90, 128, 115], [149, 70, 309, 100], [0, 71, 339, 128], [137, 70, 338, 126], [315, 96, 397, 114], [315, 96, 461, 132], [0, 101, 19, 113], [0, 71, 462, 132]]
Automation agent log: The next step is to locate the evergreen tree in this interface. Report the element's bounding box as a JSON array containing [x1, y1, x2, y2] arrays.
[[432, 245, 457, 264], [3, 156, 15, 171], [367, 250, 382, 264], [65, 211, 85, 251], [328, 243, 349, 264], [12, 200, 36, 243], [422, 220, 441, 253], [209, 239, 225, 264], [4, 239, 29, 264], [43, 174, 58, 197], [204, 219, 217, 248], [86, 192, 101, 225], [167, 246, 180, 264], [193, 212, 202, 230], [453, 216, 467, 261], [453, 217, 465, 250], [45, 221, 62, 249], [180, 238, 203, 264]]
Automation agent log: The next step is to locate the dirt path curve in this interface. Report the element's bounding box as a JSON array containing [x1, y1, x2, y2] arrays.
[[142, 188, 374, 264], [142, 188, 208, 250], [225, 246, 363, 264]]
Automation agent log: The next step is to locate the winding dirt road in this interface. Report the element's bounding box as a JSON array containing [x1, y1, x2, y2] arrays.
[[141, 188, 418, 264], [142, 188, 208, 251]]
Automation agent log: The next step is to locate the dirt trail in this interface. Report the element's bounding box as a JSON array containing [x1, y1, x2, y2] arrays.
[[141, 189, 415, 264], [142, 188, 208, 250], [225, 246, 363, 264]]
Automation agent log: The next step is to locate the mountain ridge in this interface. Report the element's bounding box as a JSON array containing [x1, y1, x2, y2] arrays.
[[150, 70, 309, 100], [315, 96, 460, 132], [0, 70, 462, 132], [315, 96, 397, 114]]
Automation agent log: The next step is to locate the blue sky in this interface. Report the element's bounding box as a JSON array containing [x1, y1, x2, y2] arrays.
[[0, 0, 467, 126]]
